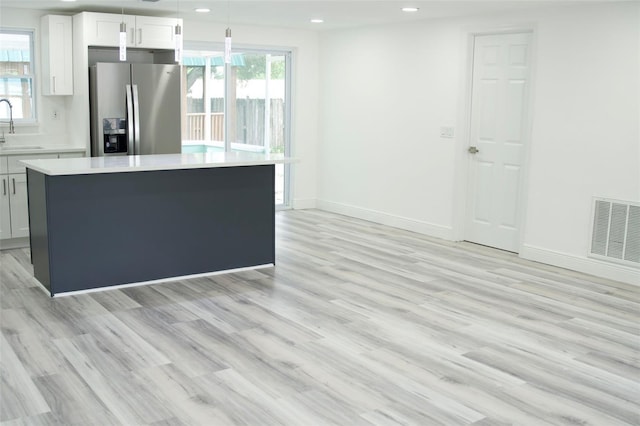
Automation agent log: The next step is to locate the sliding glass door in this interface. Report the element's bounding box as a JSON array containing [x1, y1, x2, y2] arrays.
[[182, 46, 291, 207]]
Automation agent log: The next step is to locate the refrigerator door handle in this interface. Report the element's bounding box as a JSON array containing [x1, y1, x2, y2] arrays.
[[126, 84, 135, 155], [132, 84, 141, 155]]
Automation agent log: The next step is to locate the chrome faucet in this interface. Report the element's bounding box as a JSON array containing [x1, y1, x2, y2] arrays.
[[0, 98, 15, 136]]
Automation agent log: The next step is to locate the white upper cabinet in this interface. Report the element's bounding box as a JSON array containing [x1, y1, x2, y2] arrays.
[[83, 13, 135, 47], [131, 16, 179, 49], [81, 12, 180, 50], [41, 15, 73, 95]]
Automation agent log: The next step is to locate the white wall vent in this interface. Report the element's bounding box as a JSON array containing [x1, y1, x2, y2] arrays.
[[590, 198, 640, 266]]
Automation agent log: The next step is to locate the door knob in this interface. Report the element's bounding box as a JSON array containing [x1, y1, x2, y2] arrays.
[[468, 146, 479, 154]]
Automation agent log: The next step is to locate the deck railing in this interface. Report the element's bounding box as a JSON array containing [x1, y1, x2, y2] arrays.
[[186, 113, 224, 141], [186, 100, 284, 152]]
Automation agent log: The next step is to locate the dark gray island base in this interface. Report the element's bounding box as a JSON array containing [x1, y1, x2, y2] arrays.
[[27, 164, 275, 296]]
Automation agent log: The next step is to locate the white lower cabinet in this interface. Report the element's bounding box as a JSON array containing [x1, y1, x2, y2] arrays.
[[0, 173, 27, 239], [0, 177, 11, 240], [0, 151, 84, 243], [6, 174, 29, 238]]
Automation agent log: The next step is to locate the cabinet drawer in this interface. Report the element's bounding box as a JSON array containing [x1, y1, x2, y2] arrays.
[[58, 152, 85, 159], [7, 154, 58, 174], [0, 157, 7, 175]]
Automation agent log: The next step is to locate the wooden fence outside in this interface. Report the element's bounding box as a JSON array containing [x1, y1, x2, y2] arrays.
[[186, 99, 284, 152]]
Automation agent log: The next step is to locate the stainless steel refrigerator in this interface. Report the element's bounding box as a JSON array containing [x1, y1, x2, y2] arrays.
[[89, 62, 181, 157]]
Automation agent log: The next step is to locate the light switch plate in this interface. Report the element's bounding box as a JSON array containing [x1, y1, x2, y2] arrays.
[[440, 126, 454, 138]]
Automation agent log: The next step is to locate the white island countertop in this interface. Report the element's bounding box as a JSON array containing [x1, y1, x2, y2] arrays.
[[21, 152, 294, 176]]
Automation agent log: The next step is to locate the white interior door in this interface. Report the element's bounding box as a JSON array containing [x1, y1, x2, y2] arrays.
[[465, 32, 532, 252]]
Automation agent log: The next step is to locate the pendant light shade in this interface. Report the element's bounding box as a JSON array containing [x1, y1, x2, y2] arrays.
[[174, 0, 182, 64], [119, 21, 127, 61], [225, 28, 232, 64], [174, 23, 182, 63]]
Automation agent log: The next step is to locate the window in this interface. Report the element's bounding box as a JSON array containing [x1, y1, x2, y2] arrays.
[[229, 52, 290, 207], [182, 45, 292, 207], [0, 29, 36, 123], [182, 53, 226, 142]]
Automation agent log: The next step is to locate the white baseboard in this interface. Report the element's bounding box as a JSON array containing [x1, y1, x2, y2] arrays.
[[0, 237, 29, 250], [317, 199, 454, 241], [520, 244, 640, 286], [292, 198, 317, 209]]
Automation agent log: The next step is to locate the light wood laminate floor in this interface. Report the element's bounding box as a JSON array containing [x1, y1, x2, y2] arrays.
[[1, 209, 638, 425]]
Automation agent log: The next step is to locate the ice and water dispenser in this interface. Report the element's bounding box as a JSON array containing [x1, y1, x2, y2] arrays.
[[102, 118, 127, 154]]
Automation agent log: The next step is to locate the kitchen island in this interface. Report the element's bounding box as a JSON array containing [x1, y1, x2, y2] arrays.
[[22, 152, 292, 296]]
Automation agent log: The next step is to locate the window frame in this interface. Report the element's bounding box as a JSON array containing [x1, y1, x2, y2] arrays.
[[0, 27, 38, 125]]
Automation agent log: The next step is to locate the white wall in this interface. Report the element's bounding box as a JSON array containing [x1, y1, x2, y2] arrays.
[[521, 3, 639, 282], [317, 3, 640, 284], [0, 8, 72, 144], [318, 18, 464, 239]]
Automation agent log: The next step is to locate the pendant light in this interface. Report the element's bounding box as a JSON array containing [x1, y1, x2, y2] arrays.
[[119, 8, 127, 61], [224, 0, 232, 64], [225, 28, 232, 64], [174, 0, 182, 63]]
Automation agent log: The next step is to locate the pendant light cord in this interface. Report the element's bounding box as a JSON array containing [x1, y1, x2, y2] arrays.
[[225, 0, 232, 63]]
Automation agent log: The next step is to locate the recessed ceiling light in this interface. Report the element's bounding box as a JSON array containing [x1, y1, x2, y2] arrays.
[[402, 7, 419, 12], [310, 19, 324, 24], [195, 8, 210, 13], [60, 0, 77, 2]]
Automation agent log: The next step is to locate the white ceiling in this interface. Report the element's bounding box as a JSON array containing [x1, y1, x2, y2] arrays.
[[0, 0, 625, 31]]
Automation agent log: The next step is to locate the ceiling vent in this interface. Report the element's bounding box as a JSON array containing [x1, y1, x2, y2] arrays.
[[590, 198, 640, 266]]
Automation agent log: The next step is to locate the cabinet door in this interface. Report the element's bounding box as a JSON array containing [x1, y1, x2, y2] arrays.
[[135, 16, 180, 49], [0, 177, 10, 240], [9, 174, 29, 238], [41, 15, 73, 95], [84, 12, 136, 47]]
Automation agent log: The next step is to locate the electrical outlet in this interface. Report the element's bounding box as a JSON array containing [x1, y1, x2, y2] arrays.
[[439, 126, 454, 138], [51, 110, 59, 120]]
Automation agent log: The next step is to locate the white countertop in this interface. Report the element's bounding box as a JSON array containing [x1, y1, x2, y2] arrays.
[[0, 145, 86, 155], [21, 152, 294, 176]]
